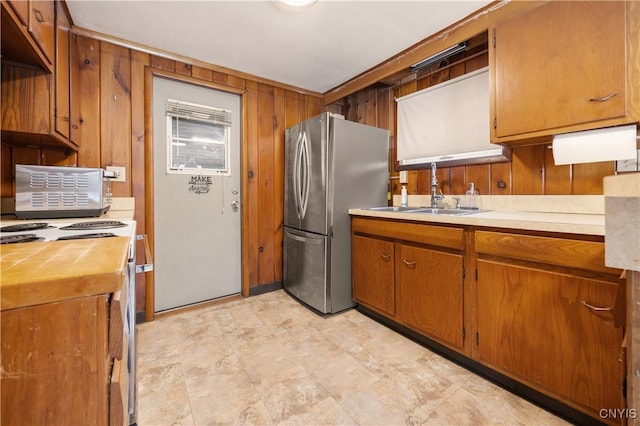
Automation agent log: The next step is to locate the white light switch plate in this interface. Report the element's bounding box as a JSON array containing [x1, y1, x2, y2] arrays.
[[105, 166, 126, 182]]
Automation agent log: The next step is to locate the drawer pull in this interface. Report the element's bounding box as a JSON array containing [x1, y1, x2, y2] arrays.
[[379, 253, 391, 261], [402, 259, 416, 268], [581, 300, 613, 312], [588, 93, 617, 102], [33, 8, 45, 23]]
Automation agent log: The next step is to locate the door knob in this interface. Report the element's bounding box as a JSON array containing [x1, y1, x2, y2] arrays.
[[231, 200, 240, 212]]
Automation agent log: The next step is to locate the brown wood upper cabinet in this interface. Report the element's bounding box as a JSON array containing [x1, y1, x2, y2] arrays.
[[1, 0, 54, 70], [0, 0, 81, 150], [54, 0, 80, 146], [491, 1, 639, 144]]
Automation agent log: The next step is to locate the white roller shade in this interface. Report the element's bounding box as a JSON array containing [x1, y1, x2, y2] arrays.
[[396, 67, 503, 166]]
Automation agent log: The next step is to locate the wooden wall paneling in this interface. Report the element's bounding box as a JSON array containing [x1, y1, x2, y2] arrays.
[[1, 144, 13, 197], [305, 94, 321, 119], [272, 87, 286, 284], [191, 65, 212, 82], [490, 161, 512, 195], [100, 43, 132, 197], [245, 80, 260, 289], [572, 162, 614, 195], [150, 55, 174, 72], [41, 147, 76, 166], [76, 35, 101, 168], [511, 145, 544, 195], [257, 83, 276, 285], [131, 50, 150, 313], [131, 50, 150, 230], [465, 164, 490, 196], [543, 143, 572, 195], [415, 170, 429, 196], [12, 147, 41, 168], [174, 61, 192, 77], [445, 166, 463, 195]]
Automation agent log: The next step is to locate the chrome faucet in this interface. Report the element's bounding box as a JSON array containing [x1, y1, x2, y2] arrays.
[[430, 162, 444, 208]]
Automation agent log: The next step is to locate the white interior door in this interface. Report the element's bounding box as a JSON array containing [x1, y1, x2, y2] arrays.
[[153, 77, 241, 312]]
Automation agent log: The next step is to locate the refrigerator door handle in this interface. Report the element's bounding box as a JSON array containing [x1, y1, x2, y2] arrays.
[[300, 130, 310, 220], [293, 131, 302, 220]]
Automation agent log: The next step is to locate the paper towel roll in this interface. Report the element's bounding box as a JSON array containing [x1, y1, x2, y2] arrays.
[[552, 125, 637, 165]]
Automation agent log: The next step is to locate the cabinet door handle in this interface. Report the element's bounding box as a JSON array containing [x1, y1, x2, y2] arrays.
[[581, 300, 613, 312], [33, 8, 45, 23], [402, 259, 416, 268], [379, 253, 391, 261], [63, 116, 70, 122], [588, 93, 617, 102]]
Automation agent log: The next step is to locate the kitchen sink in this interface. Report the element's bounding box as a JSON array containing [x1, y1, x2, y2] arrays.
[[364, 206, 483, 215], [412, 208, 480, 215], [365, 206, 426, 213]]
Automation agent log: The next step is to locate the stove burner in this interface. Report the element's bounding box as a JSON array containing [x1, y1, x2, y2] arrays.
[[57, 232, 117, 241], [59, 221, 126, 230], [1, 234, 45, 244], [1, 223, 51, 232]]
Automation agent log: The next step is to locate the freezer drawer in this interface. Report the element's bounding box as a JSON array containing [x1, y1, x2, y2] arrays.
[[283, 228, 329, 313]]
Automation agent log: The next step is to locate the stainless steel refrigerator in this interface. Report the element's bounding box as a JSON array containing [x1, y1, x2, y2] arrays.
[[283, 112, 389, 314]]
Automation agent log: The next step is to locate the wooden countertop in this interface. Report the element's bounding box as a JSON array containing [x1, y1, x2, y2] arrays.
[[1, 237, 130, 311]]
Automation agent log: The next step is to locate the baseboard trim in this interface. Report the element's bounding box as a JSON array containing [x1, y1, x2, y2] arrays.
[[249, 280, 283, 296]]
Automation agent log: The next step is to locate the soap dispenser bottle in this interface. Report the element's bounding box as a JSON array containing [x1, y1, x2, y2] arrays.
[[401, 185, 408, 207], [463, 182, 480, 210]]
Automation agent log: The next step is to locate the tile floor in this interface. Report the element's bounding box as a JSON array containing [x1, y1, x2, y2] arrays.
[[136, 290, 569, 425]]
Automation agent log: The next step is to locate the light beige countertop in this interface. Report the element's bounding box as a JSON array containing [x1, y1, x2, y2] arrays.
[[349, 195, 606, 236]]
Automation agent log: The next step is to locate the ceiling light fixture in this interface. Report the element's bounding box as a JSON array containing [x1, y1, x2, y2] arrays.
[[410, 42, 468, 71]]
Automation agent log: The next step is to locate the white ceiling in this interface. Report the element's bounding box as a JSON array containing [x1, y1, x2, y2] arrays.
[[66, 0, 492, 94]]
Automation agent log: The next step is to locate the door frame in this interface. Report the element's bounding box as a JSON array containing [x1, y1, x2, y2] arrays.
[[143, 67, 249, 321]]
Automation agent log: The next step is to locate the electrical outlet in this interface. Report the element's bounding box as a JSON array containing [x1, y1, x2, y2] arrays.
[[616, 149, 640, 172], [105, 166, 126, 182]]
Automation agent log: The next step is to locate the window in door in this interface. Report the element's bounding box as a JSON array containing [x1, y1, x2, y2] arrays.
[[166, 99, 232, 175]]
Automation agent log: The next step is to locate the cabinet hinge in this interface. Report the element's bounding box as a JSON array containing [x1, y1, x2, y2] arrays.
[[476, 332, 479, 345], [462, 327, 466, 340], [475, 268, 478, 281], [493, 117, 497, 129], [493, 35, 496, 49], [462, 266, 465, 279]]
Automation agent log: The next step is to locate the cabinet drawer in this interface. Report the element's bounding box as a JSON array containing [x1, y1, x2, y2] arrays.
[[352, 217, 463, 250], [475, 231, 619, 275]]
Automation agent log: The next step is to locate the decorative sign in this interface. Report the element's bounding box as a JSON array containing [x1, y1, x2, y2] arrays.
[[188, 175, 213, 194]]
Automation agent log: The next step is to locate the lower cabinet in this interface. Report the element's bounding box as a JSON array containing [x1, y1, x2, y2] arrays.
[[0, 284, 128, 425], [474, 231, 624, 422], [352, 235, 396, 317], [352, 217, 465, 351], [476, 261, 623, 417], [396, 243, 464, 350], [351, 217, 624, 425]]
